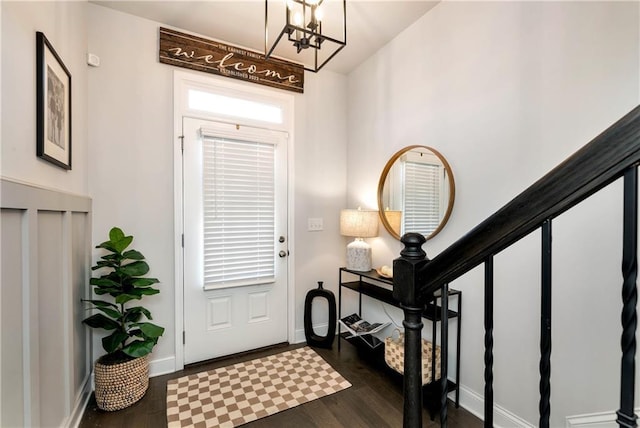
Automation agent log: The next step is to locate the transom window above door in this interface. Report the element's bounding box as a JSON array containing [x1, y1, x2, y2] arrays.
[[188, 89, 284, 124]]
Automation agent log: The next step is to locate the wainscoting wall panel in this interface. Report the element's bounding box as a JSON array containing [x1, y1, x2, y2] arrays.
[[0, 178, 92, 428], [71, 213, 89, 402], [1, 209, 25, 428]]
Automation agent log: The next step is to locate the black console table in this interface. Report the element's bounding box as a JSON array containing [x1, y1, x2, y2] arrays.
[[338, 267, 462, 408]]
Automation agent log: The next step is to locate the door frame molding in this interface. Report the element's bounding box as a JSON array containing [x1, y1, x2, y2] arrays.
[[172, 70, 295, 370]]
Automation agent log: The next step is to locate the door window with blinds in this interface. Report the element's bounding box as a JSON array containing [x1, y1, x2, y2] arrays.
[[402, 151, 444, 236], [199, 126, 287, 289]]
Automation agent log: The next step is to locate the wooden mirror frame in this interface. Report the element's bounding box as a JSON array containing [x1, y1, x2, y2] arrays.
[[377, 145, 456, 241]]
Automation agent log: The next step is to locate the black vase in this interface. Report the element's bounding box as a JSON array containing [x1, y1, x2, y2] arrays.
[[304, 281, 337, 349]]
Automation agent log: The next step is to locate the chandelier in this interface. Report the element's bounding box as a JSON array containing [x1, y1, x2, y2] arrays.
[[265, 0, 347, 73]]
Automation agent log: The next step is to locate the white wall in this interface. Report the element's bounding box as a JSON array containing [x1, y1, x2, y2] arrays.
[[293, 70, 348, 338], [87, 4, 176, 370], [347, 2, 639, 426], [87, 4, 347, 372], [1, 1, 88, 195]]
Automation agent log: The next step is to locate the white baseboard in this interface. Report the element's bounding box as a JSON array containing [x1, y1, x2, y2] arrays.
[[294, 327, 307, 344], [566, 408, 640, 427], [294, 323, 330, 344], [150, 355, 176, 377], [456, 384, 535, 428], [65, 374, 92, 428]]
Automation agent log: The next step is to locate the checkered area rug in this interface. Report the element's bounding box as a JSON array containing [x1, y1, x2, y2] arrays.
[[166, 346, 352, 427]]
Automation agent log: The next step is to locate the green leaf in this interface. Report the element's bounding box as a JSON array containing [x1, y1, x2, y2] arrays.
[[102, 330, 129, 354], [83, 299, 118, 309], [130, 278, 160, 288], [122, 250, 145, 260], [118, 261, 149, 277], [124, 306, 151, 320], [129, 328, 143, 338], [123, 288, 160, 299], [122, 340, 155, 358], [122, 307, 151, 324], [95, 240, 117, 253], [113, 236, 133, 254], [90, 277, 119, 288], [82, 313, 120, 330], [134, 322, 165, 338], [109, 227, 125, 242], [94, 287, 121, 295], [115, 293, 141, 305], [124, 313, 143, 324], [84, 300, 122, 319], [92, 260, 118, 271], [94, 307, 121, 319]]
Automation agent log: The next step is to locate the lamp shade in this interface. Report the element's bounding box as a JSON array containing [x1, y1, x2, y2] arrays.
[[340, 209, 379, 238]]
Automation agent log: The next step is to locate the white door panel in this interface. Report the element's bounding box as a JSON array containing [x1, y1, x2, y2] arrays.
[[182, 117, 288, 364]]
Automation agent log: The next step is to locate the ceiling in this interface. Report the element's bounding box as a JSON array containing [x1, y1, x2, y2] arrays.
[[91, 0, 439, 74]]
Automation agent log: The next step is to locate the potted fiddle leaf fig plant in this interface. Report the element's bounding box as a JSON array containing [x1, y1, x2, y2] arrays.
[[83, 227, 164, 411]]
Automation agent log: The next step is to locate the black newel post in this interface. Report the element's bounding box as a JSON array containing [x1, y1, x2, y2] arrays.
[[394, 233, 429, 428]]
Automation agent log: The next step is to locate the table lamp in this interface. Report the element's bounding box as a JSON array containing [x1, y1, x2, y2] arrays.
[[340, 208, 379, 271]]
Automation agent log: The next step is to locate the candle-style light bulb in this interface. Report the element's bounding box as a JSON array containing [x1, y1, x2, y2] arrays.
[[294, 11, 303, 26], [314, 6, 324, 22]]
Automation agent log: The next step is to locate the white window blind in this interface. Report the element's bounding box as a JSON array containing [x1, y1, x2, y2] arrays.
[[202, 135, 276, 289], [403, 161, 441, 236]]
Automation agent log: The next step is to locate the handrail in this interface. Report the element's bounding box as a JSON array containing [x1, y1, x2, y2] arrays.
[[415, 104, 640, 300]]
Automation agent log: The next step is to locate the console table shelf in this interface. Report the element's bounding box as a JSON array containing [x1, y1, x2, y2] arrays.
[[338, 267, 462, 409]]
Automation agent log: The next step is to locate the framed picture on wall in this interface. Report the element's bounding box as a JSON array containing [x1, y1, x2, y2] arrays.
[[36, 31, 72, 170]]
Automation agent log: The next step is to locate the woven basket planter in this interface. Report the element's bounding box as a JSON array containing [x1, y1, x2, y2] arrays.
[[94, 355, 149, 411]]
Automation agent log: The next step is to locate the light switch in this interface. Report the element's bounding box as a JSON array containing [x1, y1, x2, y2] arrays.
[[308, 218, 324, 231]]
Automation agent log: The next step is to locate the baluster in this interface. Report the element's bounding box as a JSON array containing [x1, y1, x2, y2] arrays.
[[394, 233, 429, 428], [617, 167, 638, 428], [441, 283, 449, 427], [484, 256, 494, 428], [539, 220, 552, 428]]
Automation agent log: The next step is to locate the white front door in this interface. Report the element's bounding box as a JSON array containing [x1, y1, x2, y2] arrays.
[[182, 117, 289, 364]]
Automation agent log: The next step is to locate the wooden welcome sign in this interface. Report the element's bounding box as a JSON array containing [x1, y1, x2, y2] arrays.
[[159, 27, 304, 93]]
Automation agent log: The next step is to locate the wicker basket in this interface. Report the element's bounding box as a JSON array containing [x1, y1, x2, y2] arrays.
[[384, 329, 441, 385], [94, 355, 149, 411]]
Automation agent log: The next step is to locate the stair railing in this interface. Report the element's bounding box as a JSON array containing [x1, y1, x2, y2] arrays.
[[393, 105, 640, 428]]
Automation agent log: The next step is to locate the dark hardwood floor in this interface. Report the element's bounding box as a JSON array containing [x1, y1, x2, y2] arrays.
[[79, 341, 483, 427]]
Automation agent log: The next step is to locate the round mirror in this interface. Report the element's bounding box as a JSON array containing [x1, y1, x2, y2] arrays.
[[377, 145, 455, 240]]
